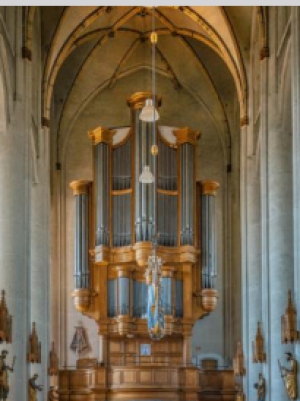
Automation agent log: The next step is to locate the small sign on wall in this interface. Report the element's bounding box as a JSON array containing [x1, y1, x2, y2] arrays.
[[140, 344, 151, 356]]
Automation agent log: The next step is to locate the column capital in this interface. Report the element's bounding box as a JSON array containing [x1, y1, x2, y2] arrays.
[[173, 127, 201, 146], [69, 180, 91, 196], [240, 115, 249, 127], [88, 127, 116, 146], [127, 91, 162, 110], [200, 180, 220, 196]]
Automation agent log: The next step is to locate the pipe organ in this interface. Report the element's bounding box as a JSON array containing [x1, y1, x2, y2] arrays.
[[65, 92, 222, 401]]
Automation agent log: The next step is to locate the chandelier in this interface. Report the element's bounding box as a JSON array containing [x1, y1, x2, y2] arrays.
[[139, 7, 165, 341]]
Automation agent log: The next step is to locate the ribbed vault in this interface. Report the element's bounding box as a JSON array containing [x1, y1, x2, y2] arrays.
[[24, 6, 253, 165], [37, 7, 248, 114]]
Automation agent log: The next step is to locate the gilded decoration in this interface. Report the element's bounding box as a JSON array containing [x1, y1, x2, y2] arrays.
[[127, 91, 162, 110], [27, 322, 41, 363], [279, 353, 297, 400], [173, 127, 201, 146], [69, 180, 90, 196], [48, 342, 59, 376], [252, 322, 266, 363], [233, 341, 246, 376], [201, 180, 220, 197], [0, 291, 12, 344], [88, 127, 116, 146], [281, 290, 299, 343]]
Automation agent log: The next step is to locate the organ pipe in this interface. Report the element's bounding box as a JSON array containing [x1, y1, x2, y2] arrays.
[[88, 127, 115, 247], [174, 128, 200, 246], [70, 180, 93, 312], [127, 92, 161, 243], [70, 180, 90, 289], [200, 180, 220, 312]]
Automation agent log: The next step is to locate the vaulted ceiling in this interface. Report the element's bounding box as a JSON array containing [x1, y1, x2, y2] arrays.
[[25, 6, 254, 164]]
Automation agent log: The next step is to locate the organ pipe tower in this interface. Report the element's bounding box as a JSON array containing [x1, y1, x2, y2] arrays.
[[70, 92, 219, 358]]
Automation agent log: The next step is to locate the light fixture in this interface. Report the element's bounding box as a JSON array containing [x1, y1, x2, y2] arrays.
[[139, 165, 154, 184], [139, 99, 159, 122], [139, 12, 159, 123], [139, 8, 165, 340], [139, 7, 159, 184]]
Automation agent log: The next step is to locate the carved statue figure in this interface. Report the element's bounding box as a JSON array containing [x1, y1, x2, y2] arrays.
[[48, 342, 59, 376], [254, 373, 266, 401], [0, 350, 15, 401], [48, 386, 58, 400], [233, 341, 246, 376], [28, 374, 43, 401], [70, 325, 88, 356], [278, 352, 297, 400]]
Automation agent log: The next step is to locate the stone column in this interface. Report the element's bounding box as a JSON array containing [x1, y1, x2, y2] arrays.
[[0, 62, 30, 401], [261, 8, 294, 401], [291, 7, 300, 381], [29, 124, 51, 397]]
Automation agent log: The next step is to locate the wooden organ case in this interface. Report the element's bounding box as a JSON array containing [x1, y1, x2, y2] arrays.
[[60, 93, 235, 401]]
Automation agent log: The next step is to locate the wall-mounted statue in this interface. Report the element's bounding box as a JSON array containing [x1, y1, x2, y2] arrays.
[[28, 374, 43, 401], [278, 352, 297, 400], [254, 373, 266, 401], [0, 350, 15, 401], [28, 322, 41, 363], [48, 342, 59, 376], [252, 322, 266, 363], [0, 290, 12, 343], [281, 290, 299, 343], [70, 324, 88, 358], [233, 341, 246, 376]]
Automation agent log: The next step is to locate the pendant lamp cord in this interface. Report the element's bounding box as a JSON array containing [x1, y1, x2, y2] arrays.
[[151, 6, 157, 242]]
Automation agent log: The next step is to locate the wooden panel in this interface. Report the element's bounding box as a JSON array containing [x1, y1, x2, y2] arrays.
[[111, 370, 121, 385], [123, 370, 136, 383], [125, 341, 137, 353], [110, 339, 121, 353], [139, 370, 152, 383], [153, 341, 167, 353], [58, 367, 237, 401], [154, 370, 168, 384]]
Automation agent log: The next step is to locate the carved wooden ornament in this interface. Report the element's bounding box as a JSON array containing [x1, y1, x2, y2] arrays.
[[281, 290, 299, 343], [252, 322, 266, 363], [48, 341, 59, 376], [233, 341, 246, 376], [27, 322, 41, 363], [0, 290, 12, 343]]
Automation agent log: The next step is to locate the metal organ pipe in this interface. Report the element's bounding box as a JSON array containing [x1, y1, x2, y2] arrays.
[[200, 180, 220, 313], [70, 180, 90, 288], [88, 127, 115, 247], [174, 128, 200, 246], [200, 181, 220, 288], [70, 180, 93, 313], [127, 93, 161, 243]]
